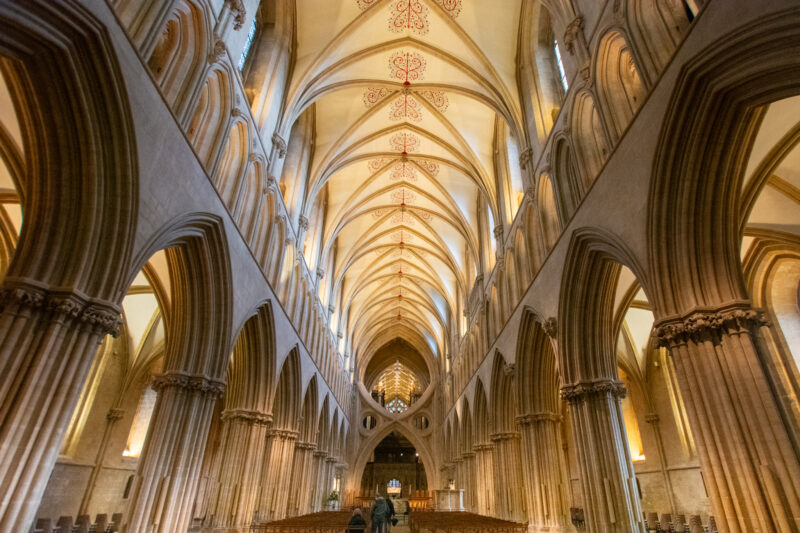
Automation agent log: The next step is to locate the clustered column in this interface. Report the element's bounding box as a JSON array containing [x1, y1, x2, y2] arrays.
[[655, 304, 800, 533], [561, 380, 644, 533], [124, 372, 225, 533], [208, 409, 273, 529], [0, 286, 121, 530], [474, 443, 495, 515], [490, 432, 525, 522], [517, 413, 572, 532], [256, 428, 298, 522], [287, 441, 316, 516]]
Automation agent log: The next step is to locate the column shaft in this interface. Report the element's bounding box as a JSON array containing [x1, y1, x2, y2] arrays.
[[123, 372, 224, 533], [0, 288, 120, 532], [655, 305, 800, 532]]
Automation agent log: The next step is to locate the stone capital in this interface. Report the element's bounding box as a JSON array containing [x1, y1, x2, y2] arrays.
[[151, 371, 226, 398], [563, 16, 585, 55], [543, 317, 558, 339], [0, 280, 123, 336], [518, 146, 534, 170], [298, 215, 309, 231], [490, 431, 519, 442], [272, 133, 287, 158], [226, 0, 246, 30], [208, 39, 227, 63], [654, 302, 769, 349], [560, 378, 626, 404], [221, 408, 273, 426], [106, 408, 125, 421], [644, 413, 660, 424]]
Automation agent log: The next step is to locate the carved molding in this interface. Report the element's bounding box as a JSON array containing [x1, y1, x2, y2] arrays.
[[151, 371, 226, 398], [0, 282, 123, 336], [268, 428, 299, 439], [503, 362, 516, 377], [644, 413, 660, 424], [516, 412, 561, 426], [654, 303, 769, 349], [560, 378, 626, 404], [490, 431, 519, 442], [222, 408, 273, 426]]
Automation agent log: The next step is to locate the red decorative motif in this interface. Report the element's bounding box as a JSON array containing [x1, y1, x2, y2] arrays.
[[432, 0, 462, 18], [418, 90, 449, 112], [390, 162, 418, 181], [369, 158, 392, 173], [389, 51, 426, 84], [389, 94, 423, 122], [417, 159, 439, 176], [388, 0, 430, 35], [371, 208, 387, 220], [356, 0, 379, 11], [390, 132, 420, 153], [363, 87, 391, 108], [416, 209, 433, 222], [391, 188, 417, 204], [391, 231, 414, 243]]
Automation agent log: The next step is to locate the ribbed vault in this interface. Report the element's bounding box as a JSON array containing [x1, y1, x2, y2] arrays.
[[282, 0, 524, 394]]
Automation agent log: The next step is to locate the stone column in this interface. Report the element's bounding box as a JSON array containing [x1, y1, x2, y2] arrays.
[[79, 407, 126, 515], [294, 442, 317, 514], [517, 413, 573, 532], [256, 428, 298, 522], [208, 409, 272, 529], [0, 286, 121, 531], [308, 450, 325, 512], [461, 452, 477, 511], [474, 443, 495, 515], [123, 372, 225, 533], [561, 380, 645, 533], [491, 432, 525, 522], [654, 304, 800, 533]]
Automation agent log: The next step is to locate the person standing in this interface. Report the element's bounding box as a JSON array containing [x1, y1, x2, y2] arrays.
[[371, 495, 389, 533], [386, 496, 396, 532]]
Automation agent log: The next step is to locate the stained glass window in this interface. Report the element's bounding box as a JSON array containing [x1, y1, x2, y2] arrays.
[[554, 40, 568, 92], [238, 18, 257, 70]]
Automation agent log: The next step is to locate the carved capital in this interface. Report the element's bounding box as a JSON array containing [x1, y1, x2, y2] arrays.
[[298, 215, 309, 231], [227, 0, 247, 30], [222, 408, 273, 426], [543, 317, 558, 338], [516, 411, 561, 426], [490, 431, 519, 442], [518, 146, 534, 170], [208, 39, 227, 63], [560, 378, 626, 404], [272, 133, 287, 158], [328, 304, 335, 314], [645, 413, 660, 424], [563, 16, 585, 55], [316, 267, 325, 280], [106, 408, 125, 421], [493, 224, 505, 240], [0, 282, 122, 336], [654, 302, 769, 349], [151, 371, 226, 398]]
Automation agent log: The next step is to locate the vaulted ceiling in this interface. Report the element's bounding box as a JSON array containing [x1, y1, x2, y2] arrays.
[[282, 0, 524, 380]]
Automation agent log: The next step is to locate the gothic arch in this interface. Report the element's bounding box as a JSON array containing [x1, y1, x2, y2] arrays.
[[648, 5, 800, 315], [594, 29, 646, 141], [273, 346, 303, 431], [226, 301, 276, 415]]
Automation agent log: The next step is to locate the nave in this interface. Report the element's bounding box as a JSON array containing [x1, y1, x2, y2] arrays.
[[1, 0, 800, 532]]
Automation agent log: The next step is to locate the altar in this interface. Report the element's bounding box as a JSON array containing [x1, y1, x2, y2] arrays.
[[433, 489, 465, 511]]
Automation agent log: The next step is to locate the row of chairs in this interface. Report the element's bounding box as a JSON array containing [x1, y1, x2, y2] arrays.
[[33, 513, 122, 533], [645, 512, 717, 533]]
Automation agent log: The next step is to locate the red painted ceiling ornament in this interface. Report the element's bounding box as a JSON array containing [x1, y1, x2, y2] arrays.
[[390, 131, 420, 153], [389, 51, 426, 84], [389, 93, 423, 122], [388, 0, 430, 35], [356, 0, 379, 10], [390, 161, 418, 181], [418, 90, 449, 112], [432, 0, 462, 18], [363, 87, 391, 108], [369, 158, 392, 173], [417, 159, 439, 176]]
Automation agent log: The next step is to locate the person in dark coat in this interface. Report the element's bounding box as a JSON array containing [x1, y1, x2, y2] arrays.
[[386, 497, 396, 531], [371, 495, 389, 533], [348, 508, 367, 533]]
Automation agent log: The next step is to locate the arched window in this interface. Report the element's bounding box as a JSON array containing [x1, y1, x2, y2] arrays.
[[238, 16, 258, 70], [554, 39, 568, 92]]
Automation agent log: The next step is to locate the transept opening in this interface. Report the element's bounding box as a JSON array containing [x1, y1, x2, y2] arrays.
[[359, 431, 428, 500]]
